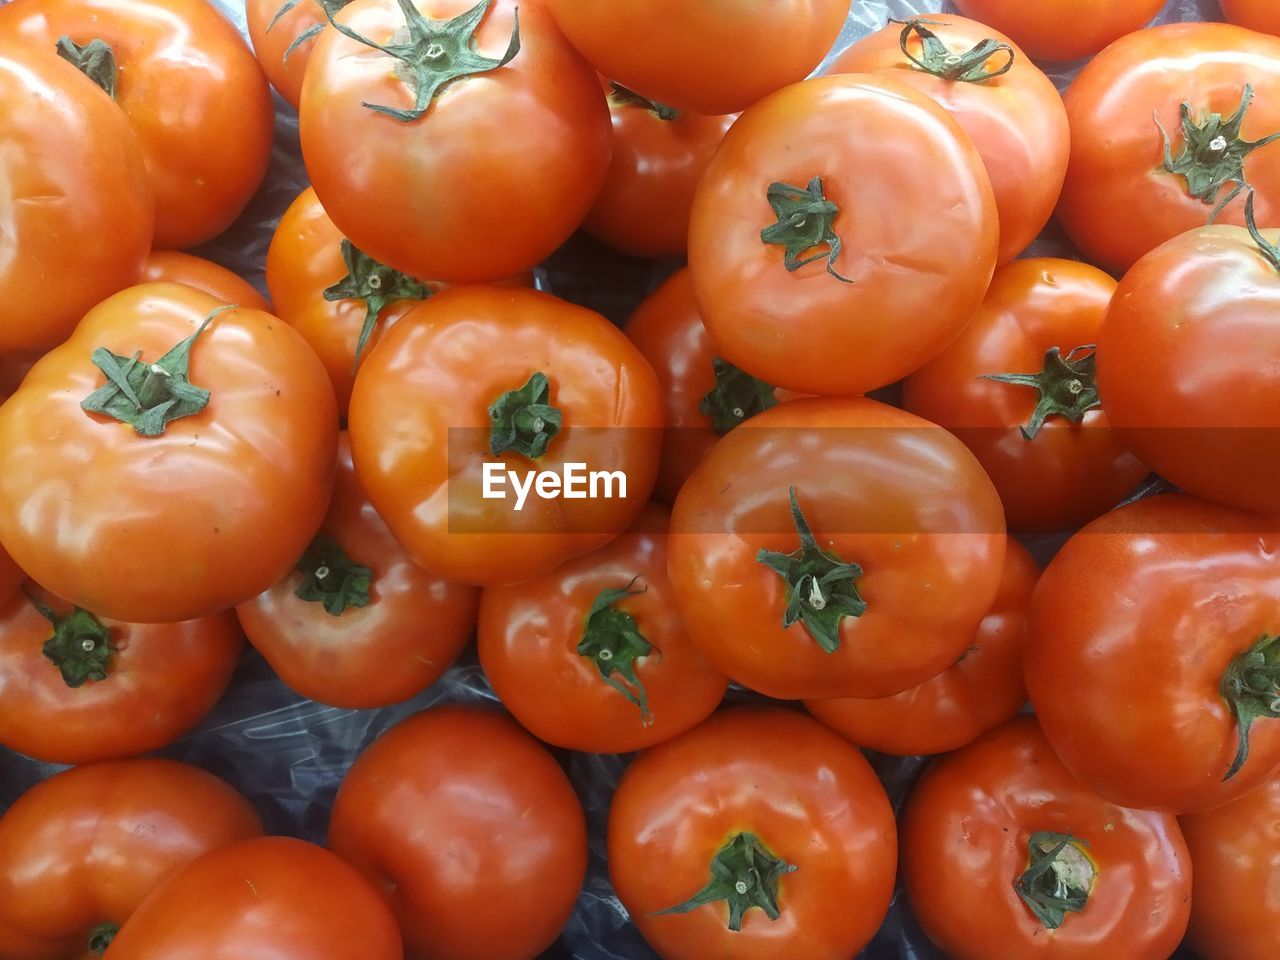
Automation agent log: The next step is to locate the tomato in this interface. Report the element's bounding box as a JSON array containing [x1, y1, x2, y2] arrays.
[[329, 706, 587, 960], [237, 434, 478, 709], [0, 44, 151, 356], [0, 584, 242, 764], [0, 283, 338, 623], [1222, 0, 1280, 36], [688, 74, 997, 396], [348, 285, 662, 586], [902, 716, 1191, 960], [608, 707, 896, 960], [831, 16, 1068, 265], [545, 0, 848, 115], [904, 258, 1148, 532], [1097, 217, 1280, 515], [668, 397, 1007, 701], [0, 0, 274, 251], [141, 251, 271, 312], [247, 0, 347, 109], [1058, 23, 1280, 274], [951, 0, 1165, 62], [1181, 774, 1280, 960], [0, 544, 22, 608], [105, 836, 403, 960], [0, 759, 262, 960], [806, 537, 1037, 756], [582, 82, 735, 258], [1025, 493, 1280, 814], [300, 0, 610, 283]]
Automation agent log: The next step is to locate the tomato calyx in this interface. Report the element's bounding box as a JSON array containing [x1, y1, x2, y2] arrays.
[[324, 239, 432, 370], [699, 357, 779, 435], [654, 832, 797, 932], [980, 345, 1100, 440], [1156, 83, 1280, 221], [88, 922, 119, 957], [893, 18, 1014, 84], [607, 81, 680, 121], [488, 371, 562, 459], [55, 36, 117, 100], [25, 588, 115, 689], [756, 487, 867, 654], [294, 535, 374, 616], [760, 177, 854, 283], [327, 0, 521, 123], [1219, 632, 1280, 780], [577, 579, 655, 723], [1244, 189, 1280, 274], [1013, 831, 1095, 930], [268, 0, 352, 62]]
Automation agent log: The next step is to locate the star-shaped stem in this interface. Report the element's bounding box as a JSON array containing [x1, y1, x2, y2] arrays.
[[699, 357, 778, 435], [323, 239, 432, 369], [488, 371, 562, 459], [56, 36, 118, 99], [653, 833, 797, 932], [1013, 832, 1094, 930], [26, 588, 115, 689], [981, 345, 1100, 440], [294, 535, 374, 616], [893, 18, 1014, 83], [1220, 632, 1280, 780], [577, 579, 654, 723], [760, 177, 854, 283]]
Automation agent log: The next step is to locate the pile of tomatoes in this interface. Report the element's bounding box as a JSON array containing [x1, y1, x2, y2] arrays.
[[0, 0, 1279, 958]]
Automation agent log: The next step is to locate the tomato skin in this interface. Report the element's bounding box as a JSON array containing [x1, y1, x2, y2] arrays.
[[951, 0, 1164, 62], [904, 258, 1147, 532], [0, 44, 151, 355], [329, 706, 587, 960], [141, 251, 271, 312], [246, 0, 337, 109], [608, 707, 896, 960], [106, 836, 404, 960], [806, 538, 1037, 756], [688, 74, 997, 397], [0, 759, 262, 960], [0, 0, 274, 251], [1097, 224, 1280, 515], [1025, 493, 1280, 813], [0, 283, 338, 624], [545, 0, 848, 116], [1181, 775, 1280, 959], [0, 544, 22, 608], [831, 16, 1068, 265], [1058, 23, 1280, 274], [902, 716, 1192, 960], [1222, 0, 1280, 35], [301, 0, 610, 283]]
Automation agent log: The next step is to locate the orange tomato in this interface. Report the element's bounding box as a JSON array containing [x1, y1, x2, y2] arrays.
[[246, 0, 345, 109], [142, 251, 270, 312], [952, 0, 1165, 62], [1222, 0, 1280, 35]]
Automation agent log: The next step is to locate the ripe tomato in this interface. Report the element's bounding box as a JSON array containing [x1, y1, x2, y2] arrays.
[[831, 16, 1068, 265], [329, 706, 587, 960], [1222, 0, 1280, 36], [0, 43, 151, 356], [902, 716, 1191, 960], [668, 397, 1007, 701], [141, 251, 271, 312], [0, 0, 274, 251], [1025, 493, 1280, 813], [582, 82, 735, 258], [688, 74, 997, 396], [1181, 774, 1280, 960], [105, 837, 403, 960], [237, 434, 479, 709], [608, 707, 896, 960], [0, 545, 22, 609], [544, 0, 848, 115], [806, 538, 1037, 756], [348, 285, 663, 586], [1097, 216, 1280, 515], [0, 283, 338, 623], [0, 759, 262, 960], [301, 0, 610, 283], [0, 584, 242, 764], [1058, 23, 1280, 274], [904, 258, 1148, 532], [951, 0, 1165, 62], [247, 0, 346, 109]]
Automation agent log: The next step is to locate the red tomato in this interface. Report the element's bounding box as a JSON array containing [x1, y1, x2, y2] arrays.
[[301, 0, 610, 283], [951, 0, 1165, 62], [1058, 23, 1280, 274], [237, 434, 478, 709], [608, 707, 896, 960], [806, 537, 1037, 756], [0, 759, 262, 960], [545, 0, 848, 115], [904, 258, 1148, 532], [668, 397, 1007, 701], [1181, 774, 1280, 960], [0, 0, 274, 250], [0, 43, 151, 355], [1097, 217, 1280, 514], [348, 285, 663, 587], [141, 251, 271, 312], [0, 584, 242, 764], [902, 716, 1192, 960], [246, 0, 345, 109], [1025, 493, 1280, 813], [831, 16, 1068, 265], [1222, 0, 1280, 35], [688, 74, 997, 396], [0, 544, 22, 608], [0, 283, 338, 623], [329, 706, 587, 960], [105, 837, 404, 960]]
